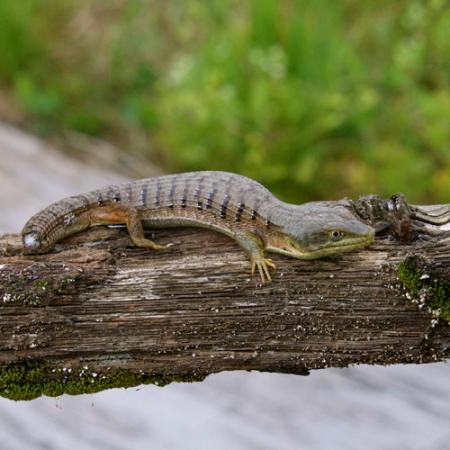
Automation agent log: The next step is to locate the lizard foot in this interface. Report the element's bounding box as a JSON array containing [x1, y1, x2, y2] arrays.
[[151, 242, 174, 251], [251, 257, 277, 284], [132, 237, 174, 251]]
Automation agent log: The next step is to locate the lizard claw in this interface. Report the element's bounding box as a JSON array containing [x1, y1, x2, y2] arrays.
[[133, 238, 174, 251], [251, 257, 276, 284], [152, 242, 174, 251]]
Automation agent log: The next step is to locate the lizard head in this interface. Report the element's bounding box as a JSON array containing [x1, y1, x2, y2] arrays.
[[266, 204, 375, 259]]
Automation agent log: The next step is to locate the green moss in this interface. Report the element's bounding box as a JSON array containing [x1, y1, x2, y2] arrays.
[[35, 279, 49, 290], [2, 273, 82, 307], [18, 278, 51, 306], [1, 275, 50, 306], [398, 257, 450, 323], [397, 259, 422, 296], [0, 360, 206, 401], [59, 277, 76, 289]]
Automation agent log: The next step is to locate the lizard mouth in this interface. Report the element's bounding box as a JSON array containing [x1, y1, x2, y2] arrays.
[[267, 231, 374, 259], [302, 234, 374, 258]]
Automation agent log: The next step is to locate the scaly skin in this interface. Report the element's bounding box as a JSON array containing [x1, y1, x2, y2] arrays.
[[21, 171, 375, 284]]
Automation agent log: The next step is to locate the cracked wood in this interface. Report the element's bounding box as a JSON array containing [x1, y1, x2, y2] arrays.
[[0, 224, 449, 385]]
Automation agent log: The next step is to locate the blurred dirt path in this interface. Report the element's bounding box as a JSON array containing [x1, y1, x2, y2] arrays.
[[0, 122, 449, 450], [0, 122, 128, 232]]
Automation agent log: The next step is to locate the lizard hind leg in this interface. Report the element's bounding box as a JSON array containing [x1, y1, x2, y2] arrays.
[[126, 208, 173, 251]]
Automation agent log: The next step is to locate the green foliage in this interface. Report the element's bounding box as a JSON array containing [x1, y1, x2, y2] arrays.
[[0, 0, 449, 202], [0, 1, 42, 80], [156, 0, 450, 202]]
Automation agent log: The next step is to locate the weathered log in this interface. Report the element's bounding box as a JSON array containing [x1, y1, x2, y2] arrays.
[[0, 213, 449, 400]]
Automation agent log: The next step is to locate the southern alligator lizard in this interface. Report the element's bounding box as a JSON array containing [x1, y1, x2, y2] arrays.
[[21, 171, 375, 283]]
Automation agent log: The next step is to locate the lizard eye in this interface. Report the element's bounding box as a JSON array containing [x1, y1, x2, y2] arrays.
[[331, 230, 344, 241]]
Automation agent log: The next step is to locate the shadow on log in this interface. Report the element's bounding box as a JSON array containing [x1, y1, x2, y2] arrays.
[[0, 222, 449, 400]]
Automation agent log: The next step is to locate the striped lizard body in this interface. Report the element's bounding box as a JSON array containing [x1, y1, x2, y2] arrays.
[[22, 171, 375, 283]]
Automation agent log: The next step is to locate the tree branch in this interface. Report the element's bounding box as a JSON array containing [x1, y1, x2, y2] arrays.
[[0, 204, 449, 400]]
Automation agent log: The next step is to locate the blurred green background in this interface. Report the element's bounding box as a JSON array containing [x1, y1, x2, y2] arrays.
[[0, 0, 449, 203]]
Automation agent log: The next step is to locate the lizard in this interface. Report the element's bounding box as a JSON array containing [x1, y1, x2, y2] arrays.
[[21, 171, 375, 284]]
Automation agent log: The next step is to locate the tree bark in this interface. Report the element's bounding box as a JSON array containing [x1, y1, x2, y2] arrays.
[[0, 210, 449, 400]]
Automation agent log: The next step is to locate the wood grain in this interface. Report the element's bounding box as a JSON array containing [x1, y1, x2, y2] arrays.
[[0, 221, 449, 393]]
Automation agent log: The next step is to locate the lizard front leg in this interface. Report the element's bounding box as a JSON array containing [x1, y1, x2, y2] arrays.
[[234, 230, 276, 284]]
